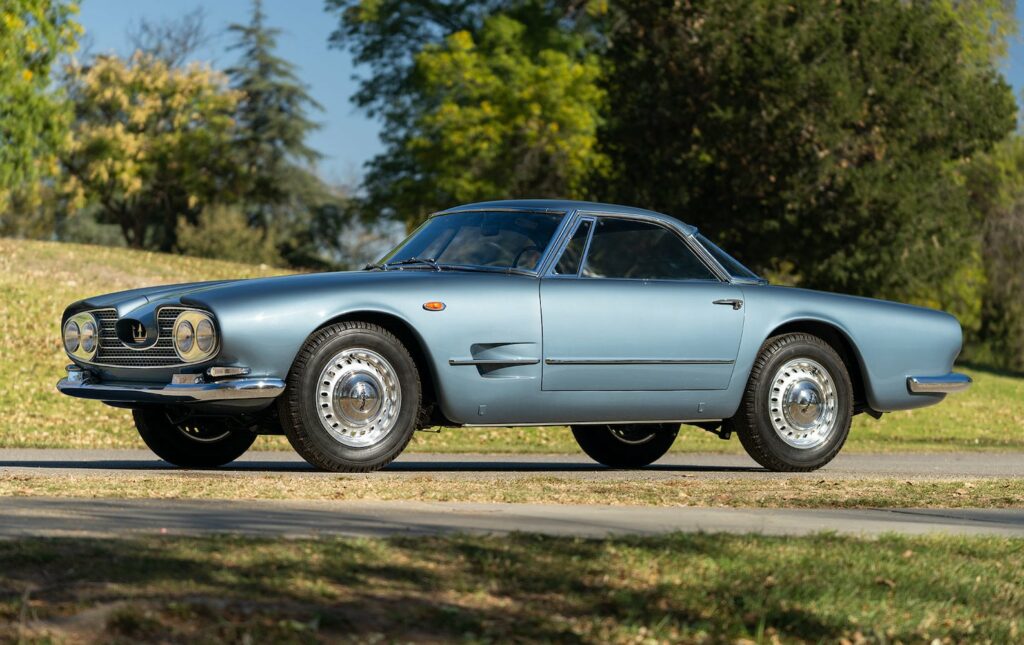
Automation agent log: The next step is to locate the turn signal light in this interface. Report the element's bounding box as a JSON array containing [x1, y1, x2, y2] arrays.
[[423, 301, 446, 311]]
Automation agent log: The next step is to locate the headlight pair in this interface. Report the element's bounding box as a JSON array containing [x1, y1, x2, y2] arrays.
[[63, 313, 98, 360], [172, 310, 217, 362]]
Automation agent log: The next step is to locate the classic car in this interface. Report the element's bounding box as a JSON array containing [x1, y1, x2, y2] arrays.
[[57, 199, 971, 472]]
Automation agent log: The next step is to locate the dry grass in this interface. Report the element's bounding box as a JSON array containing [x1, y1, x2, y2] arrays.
[[2, 472, 1022, 508]]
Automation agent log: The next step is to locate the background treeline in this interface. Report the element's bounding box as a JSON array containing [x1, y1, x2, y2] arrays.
[[2, 0, 1024, 369]]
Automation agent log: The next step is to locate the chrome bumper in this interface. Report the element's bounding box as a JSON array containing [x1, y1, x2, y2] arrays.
[[907, 373, 972, 394], [56, 365, 285, 404]]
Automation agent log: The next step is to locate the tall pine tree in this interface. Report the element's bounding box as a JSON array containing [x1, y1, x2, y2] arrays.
[[226, 0, 323, 253]]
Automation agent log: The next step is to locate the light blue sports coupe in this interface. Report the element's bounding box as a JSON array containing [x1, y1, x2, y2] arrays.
[[57, 200, 970, 472]]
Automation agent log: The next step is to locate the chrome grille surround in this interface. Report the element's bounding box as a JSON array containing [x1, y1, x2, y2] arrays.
[[85, 307, 211, 368]]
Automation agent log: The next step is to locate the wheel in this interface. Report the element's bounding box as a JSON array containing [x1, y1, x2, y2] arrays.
[[571, 423, 679, 468], [133, 407, 256, 468], [725, 332, 853, 472], [279, 321, 421, 472]]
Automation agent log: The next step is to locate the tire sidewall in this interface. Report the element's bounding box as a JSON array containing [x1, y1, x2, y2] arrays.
[[134, 407, 256, 468], [292, 326, 419, 467], [572, 424, 679, 468], [750, 339, 853, 467]]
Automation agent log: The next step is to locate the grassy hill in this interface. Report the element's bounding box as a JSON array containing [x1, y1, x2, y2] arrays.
[[1, 237, 1021, 453]]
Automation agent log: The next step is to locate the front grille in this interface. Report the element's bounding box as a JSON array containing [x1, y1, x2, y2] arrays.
[[93, 307, 189, 368]]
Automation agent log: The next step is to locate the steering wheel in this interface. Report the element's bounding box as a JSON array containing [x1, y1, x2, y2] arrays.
[[513, 245, 541, 269]]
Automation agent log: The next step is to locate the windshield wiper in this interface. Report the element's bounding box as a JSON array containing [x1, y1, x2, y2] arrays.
[[385, 257, 442, 271], [363, 262, 388, 271]]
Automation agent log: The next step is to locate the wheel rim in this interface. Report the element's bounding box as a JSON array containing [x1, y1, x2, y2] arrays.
[[607, 425, 657, 445], [767, 358, 838, 449], [170, 418, 231, 444], [316, 348, 402, 448]]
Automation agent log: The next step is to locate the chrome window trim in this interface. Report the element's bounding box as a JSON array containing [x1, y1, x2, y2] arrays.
[[70, 305, 218, 369], [545, 209, 731, 283], [545, 215, 596, 278]]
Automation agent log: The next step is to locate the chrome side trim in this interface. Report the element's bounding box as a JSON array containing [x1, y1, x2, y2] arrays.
[[907, 373, 972, 394], [449, 358, 541, 366], [57, 366, 284, 403], [544, 358, 735, 366]]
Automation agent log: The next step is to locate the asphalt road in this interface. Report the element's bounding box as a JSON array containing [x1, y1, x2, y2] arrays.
[[1, 497, 1023, 538], [1, 448, 1022, 479]]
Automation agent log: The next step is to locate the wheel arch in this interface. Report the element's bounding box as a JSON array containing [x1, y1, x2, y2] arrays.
[[766, 319, 871, 414], [313, 309, 448, 426]]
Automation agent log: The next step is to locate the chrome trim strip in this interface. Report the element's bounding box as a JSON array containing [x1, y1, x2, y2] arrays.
[[469, 419, 724, 427], [449, 358, 541, 366], [907, 373, 972, 394], [57, 366, 284, 403], [544, 358, 735, 366]]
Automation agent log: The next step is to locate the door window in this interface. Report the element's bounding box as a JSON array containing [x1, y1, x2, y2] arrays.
[[581, 218, 716, 280], [552, 219, 593, 275]]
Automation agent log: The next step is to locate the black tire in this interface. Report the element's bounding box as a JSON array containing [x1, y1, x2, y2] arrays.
[[571, 424, 679, 468], [133, 407, 256, 468], [279, 321, 421, 473], [725, 333, 853, 472]]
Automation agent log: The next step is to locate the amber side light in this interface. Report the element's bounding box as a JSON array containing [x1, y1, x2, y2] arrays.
[[423, 301, 446, 311]]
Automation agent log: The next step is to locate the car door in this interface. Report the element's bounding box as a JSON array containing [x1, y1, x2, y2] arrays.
[[540, 215, 745, 391]]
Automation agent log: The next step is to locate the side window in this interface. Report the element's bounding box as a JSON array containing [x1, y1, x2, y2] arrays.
[[553, 219, 593, 275], [582, 218, 716, 281]]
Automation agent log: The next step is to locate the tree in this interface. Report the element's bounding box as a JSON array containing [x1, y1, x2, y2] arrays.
[[126, 6, 209, 69], [327, 0, 607, 228], [0, 0, 80, 210], [597, 0, 1016, 304], [226, 0, 322, 234], [61, 53, 242, 250]]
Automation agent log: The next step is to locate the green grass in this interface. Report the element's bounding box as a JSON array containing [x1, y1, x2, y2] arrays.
[[2, 237, 1022, 453], [2, 533, 1023, 643]]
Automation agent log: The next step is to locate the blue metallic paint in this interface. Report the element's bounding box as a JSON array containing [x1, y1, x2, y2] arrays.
[[59, 200, 965, 426]]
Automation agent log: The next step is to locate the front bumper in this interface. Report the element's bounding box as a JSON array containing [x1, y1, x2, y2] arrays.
[[907, 372, 972, 394], [56, 365, 286, 404]]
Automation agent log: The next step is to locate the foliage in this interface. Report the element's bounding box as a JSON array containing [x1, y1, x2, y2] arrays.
[[226, 0, 326, 265], [61, 52, 243, 250], [175, 205, 282, 266], [962, 135, 1024, 369], [327, 0, 607, 228], [0, 0, 81, 210], [597, 0, 1016, 305]]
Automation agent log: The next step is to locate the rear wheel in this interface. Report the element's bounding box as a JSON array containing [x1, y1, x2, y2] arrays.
[[133, 407, 257, 468], [725, 333, 853, 472], [279, 321, 421, 473], [571, 424, 678, 468]]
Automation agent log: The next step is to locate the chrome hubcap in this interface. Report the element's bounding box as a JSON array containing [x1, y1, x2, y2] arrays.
[[316, 348, 401, 448], [608, 424, 657, 445], [768, 358, 837, 449]]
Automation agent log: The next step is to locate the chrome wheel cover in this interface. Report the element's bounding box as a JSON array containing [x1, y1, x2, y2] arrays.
[[768, 358, 837, 449], [608, 425, 657, 445], [316, 348, 402, 448]]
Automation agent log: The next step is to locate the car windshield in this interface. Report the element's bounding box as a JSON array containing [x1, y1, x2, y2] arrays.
[[379, 211, 565, 272], [696, 233, 761, 280]]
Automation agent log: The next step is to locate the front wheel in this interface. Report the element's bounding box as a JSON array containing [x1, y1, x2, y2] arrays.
[[571, 424, 679, 468], [133, 408, 257, 468], [724, 332, 853, 472]]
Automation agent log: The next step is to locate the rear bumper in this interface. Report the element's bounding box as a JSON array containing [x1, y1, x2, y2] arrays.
[[907, 373, 972, 394], [56, 365, 285, 404]]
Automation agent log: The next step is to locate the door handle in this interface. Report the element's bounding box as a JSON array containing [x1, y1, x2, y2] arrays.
[[713, 298, 743, 310]]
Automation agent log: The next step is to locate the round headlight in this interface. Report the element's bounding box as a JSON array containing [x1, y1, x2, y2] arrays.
[[195, 319, 215, 353], [80, 320, 97, 353], [63, 320, 80, 353], [175, 320, 194, 354]]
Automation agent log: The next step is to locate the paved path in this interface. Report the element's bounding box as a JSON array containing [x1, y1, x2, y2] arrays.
[[1, 497, 1022, 538], [0, 448, 1021, 479]]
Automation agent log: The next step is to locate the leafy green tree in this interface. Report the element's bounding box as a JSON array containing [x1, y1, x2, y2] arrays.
[[0, 0, 80, 210], [61, 53, 242, 250], [597, 0, 1016, 303], [328, 0, 607, 228], [226, 0, 324, 258], [176, 205, 283, 266]]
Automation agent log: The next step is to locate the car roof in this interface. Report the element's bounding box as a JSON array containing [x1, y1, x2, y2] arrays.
[[436, 199, 698, 236]]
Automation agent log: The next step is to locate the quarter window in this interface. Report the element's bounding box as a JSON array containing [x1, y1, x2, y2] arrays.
[[581, 218, 716, 281], [553, 219, 592, 275]]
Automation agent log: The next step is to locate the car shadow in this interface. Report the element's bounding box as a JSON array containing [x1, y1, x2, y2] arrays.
[[0, 459, 765, 474]]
